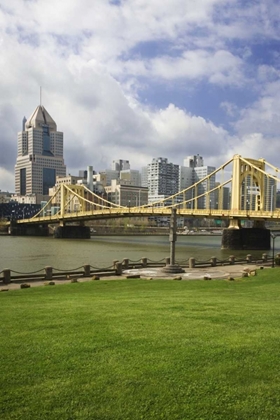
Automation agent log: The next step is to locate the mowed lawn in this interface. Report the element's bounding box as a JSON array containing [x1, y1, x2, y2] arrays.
[[1, 272, 280, 420]]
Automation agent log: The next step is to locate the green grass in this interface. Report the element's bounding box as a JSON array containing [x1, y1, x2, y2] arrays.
[[1, 271, 280, 419]]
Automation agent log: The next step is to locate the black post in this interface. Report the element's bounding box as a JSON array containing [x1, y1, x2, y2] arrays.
[[271, 233, 275, 268], [272, 237, 275, 268], [170, 208, 177, 265], [162, 208, 183, 274]]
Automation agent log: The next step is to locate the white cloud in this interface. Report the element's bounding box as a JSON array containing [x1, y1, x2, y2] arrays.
[[229, 133, 274, 163], [148, 104, 230, 160], [0, 0, 280, 191], [228, 78, 280, 166], [0, 168, 14, 193], [220, 102, 239, 118], [235, 80, 280, 138], [119, 50, 244, 86]]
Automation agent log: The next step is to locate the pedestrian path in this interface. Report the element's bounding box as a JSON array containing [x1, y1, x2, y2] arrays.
[[123, 264, 260, 279]]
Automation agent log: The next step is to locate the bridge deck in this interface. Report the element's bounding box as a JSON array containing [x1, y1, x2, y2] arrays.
[[10, 207, 280, 226]]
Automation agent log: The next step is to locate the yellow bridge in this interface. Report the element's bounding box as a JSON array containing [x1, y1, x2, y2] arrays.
[[11, 154, 280, 228]]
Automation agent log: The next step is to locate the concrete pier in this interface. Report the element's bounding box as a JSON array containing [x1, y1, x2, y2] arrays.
[[222, 228, 270, 250], [9, 223, 49, 237], [54, 225, 90, 239]]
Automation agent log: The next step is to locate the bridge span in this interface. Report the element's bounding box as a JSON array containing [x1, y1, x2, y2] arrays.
[[11, 207, 280, 226], [7, 154, 280, 249]]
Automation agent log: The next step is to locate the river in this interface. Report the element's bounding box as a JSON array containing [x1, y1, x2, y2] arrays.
[[0, 234, 277, 274]]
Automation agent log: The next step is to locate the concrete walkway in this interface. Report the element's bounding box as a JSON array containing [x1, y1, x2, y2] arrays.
[[123, 264, 261, 280]]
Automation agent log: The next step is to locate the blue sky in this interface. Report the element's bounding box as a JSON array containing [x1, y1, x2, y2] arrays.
[[0, 0, 280, 191]]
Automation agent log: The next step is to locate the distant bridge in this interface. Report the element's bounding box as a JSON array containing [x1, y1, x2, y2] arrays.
[[10, 154, 280, 228]]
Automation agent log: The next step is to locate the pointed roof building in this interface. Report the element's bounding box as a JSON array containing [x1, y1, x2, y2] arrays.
[[15, 103, 66, 197], [25, 105, 57, 131]]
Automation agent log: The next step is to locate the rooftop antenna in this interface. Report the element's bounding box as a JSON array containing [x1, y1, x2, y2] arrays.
[[40, 86, 42, 107]]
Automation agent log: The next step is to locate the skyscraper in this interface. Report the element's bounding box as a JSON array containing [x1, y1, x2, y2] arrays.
[[180, 155, 216, 209], [147, 157, 179, 204], [111, 159, 130, 171], [15, 105, 66, 196]]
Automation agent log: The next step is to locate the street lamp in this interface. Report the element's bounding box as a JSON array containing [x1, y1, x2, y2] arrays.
[[270, 233, 280, 268], [271, 233, 276, 268]]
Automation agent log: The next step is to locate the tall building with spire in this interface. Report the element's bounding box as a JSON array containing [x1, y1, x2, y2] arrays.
[[15, 105, 66, 196]]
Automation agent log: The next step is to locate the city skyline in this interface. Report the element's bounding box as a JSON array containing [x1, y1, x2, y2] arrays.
[[0, 0, 279, 192]]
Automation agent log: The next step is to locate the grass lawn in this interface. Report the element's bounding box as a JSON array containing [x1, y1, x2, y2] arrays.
[[1, 271, 280, 419]]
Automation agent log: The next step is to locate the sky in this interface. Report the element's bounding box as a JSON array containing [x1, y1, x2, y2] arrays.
[[0, 0, 280, 192]]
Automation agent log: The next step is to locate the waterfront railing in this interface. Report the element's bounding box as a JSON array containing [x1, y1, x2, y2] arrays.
[[0, 253, 274, 285]]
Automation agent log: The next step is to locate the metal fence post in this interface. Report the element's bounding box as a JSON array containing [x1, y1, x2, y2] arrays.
[[83, 265, 91, 277], [3, 269, 11, 284], [45, 266, 53, 280]]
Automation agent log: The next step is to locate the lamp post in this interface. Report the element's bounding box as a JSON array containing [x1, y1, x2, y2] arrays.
[[270, 233, 280, 268], [271, 233, 276, 268]]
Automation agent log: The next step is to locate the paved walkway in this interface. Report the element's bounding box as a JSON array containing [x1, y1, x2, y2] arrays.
[[0, 264, 265, 291], [123, 264, 260, 280]]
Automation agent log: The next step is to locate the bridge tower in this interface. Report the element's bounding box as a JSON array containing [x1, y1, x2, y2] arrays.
[[222, 155, 270, 249], [54, 184, 90, 239]]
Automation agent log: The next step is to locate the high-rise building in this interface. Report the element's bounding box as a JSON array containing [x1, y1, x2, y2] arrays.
[[15, 105, 66, 196], [184, 154, 204, 168], [240, 175, 276, 211], [112, 159, 130, 171], [178, 166, 193, 208], [180, 155, 216, 209], [193, 166, 216, 209], [141, 166, 148, 188], [105, 180, 148, 207], [147, 157, 179, 204], [120, 169, 141, 186]]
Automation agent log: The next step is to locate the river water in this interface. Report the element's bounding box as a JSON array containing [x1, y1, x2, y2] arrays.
[[0, 234, 277, 274]]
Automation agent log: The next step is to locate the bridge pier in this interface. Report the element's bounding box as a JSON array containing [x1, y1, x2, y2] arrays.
[[9, 223, 49, 237], [222, 227, 270, 250], [54, 225, 90, 239]]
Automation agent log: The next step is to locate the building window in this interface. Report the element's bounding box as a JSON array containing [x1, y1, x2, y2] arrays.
[[20, 168, 26, 195], [43, 168, 56, 195]]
